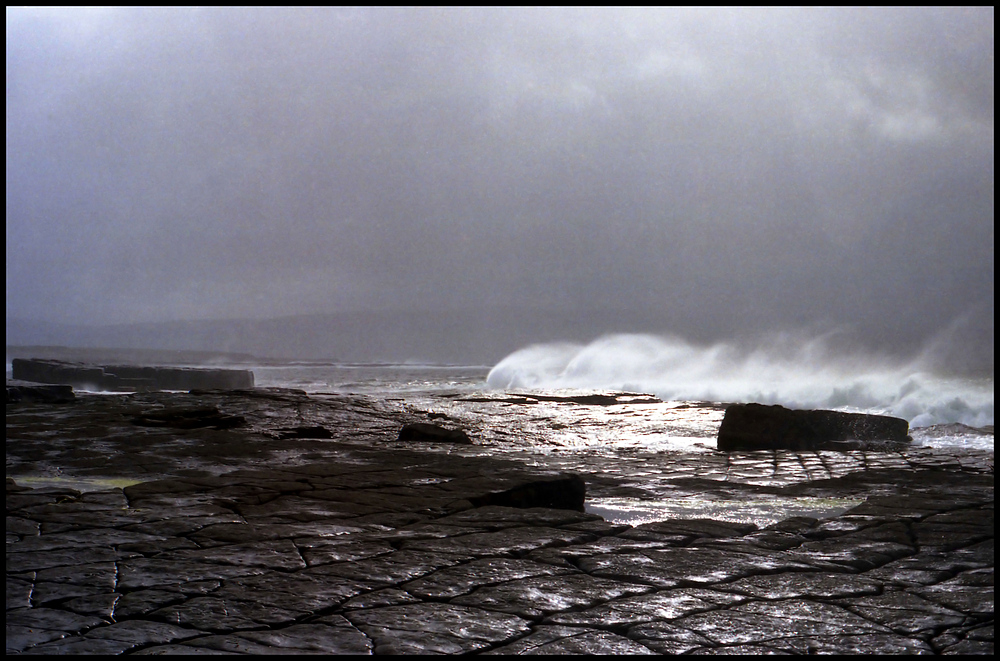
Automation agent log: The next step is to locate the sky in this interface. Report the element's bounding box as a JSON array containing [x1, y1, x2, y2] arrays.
[[5, 7, 994, 366]]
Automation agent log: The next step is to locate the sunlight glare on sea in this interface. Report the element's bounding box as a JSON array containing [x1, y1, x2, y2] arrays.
[[253, 362, 993, 453]]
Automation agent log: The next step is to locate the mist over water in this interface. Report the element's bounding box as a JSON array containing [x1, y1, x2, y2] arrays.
[[487, 333, 994, 428]]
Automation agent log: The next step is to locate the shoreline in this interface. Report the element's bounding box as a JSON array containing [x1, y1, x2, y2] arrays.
[[7, 387, 994, 654]]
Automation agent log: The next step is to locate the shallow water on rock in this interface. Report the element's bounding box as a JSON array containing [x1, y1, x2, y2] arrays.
[[586, 496, 865, 528]]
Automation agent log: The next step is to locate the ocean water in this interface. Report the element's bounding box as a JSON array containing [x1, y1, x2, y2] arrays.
[[251, 335, 994, 453]]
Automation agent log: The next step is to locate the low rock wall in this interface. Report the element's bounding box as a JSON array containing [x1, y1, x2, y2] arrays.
[[11, 358, 254, 392]]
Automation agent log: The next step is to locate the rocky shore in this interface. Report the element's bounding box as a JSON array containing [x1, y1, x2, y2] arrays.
[[6, 387, 994, 654]]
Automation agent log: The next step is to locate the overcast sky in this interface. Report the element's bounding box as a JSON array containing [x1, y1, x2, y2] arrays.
[[5, 7, 994, 362]]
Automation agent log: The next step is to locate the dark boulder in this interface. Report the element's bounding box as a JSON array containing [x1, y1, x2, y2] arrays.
[[717, 403, 910, 451], [398, 423, 473, 444], [468, 472, 587, 511], [131, 406, 246, 430]]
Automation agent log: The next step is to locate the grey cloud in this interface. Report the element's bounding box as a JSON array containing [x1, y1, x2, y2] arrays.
[[5, 7, 993, 368]]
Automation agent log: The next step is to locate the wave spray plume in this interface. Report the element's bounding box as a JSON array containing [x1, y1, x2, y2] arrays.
[[487, 333, 993, 427]]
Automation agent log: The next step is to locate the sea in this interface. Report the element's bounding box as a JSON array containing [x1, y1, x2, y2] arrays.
[[251, 333, 994, 454]]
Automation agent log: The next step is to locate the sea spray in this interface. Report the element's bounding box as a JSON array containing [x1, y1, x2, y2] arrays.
[[486, 333, 994, 427]]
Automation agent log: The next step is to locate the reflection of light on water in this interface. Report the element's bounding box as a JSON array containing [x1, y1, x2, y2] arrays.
[[586, 496, 864, 529]]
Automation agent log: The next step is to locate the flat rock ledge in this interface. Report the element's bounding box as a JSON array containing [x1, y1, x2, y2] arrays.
[[7, 461, 993, 655], [11, 358, 254, 392]]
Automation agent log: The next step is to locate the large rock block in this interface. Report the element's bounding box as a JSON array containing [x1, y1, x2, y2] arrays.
[[398, 423, 473, 445], [10, 359, 104, 387], [11, 358, 254, 392], [6, 379, 75, 403], [468, 473, 587, 511], [717, 403, 910, 452]]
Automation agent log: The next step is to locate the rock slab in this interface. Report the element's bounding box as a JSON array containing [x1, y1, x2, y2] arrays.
[[718, 403, 910, 451], [11, 358, 254, 392], [6, 379, 76, 403]]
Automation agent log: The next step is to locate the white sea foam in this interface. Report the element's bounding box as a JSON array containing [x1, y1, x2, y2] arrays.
[[487, 333, 994, 428]]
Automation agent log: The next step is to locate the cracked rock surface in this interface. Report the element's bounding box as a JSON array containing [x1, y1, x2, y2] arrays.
[[7, 389, 994, 654]]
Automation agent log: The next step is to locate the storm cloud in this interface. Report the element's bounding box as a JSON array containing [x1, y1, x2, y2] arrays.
[[5, 7, 994, 366]]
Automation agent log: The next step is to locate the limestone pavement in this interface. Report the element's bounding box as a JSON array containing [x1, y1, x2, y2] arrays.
[[6, 389, 995, 654]]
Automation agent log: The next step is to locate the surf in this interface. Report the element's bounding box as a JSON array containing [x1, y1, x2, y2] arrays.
[[486, 332, 994, 428]]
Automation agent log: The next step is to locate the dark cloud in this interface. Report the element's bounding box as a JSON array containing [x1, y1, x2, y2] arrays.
[[5, 7, 993, 366]]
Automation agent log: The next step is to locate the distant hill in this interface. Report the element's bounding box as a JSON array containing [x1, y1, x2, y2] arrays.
[[8, 307, 990, 375], [5, 345, 266, 367]]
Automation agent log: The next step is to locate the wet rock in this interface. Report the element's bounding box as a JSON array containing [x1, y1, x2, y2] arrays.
[[6, 547, 131, 573], [487, 627, 658, 654], [32, 580, 111, 605], [315, 549, 471, 587], [11, 358, 254, 391], [911, 508, 994, 550], [452, 573, 652, 618], [159, 538, 307, 570], [581, 546, 814, 588], [720, 572, 882, 600], [547, 587, 741, 628], [739, 634, 933, 655], [131, 406, 246, 429], [83, 619, 199, 646], [7, 578, 33, 610], [117, 557, 268, 590], [237, 619, 372, 654], [215, 571, 371, 613], [932, 623, 995, 654], [432, 504, 597, 529], [402, 525, 593, 557], [398, 422, 472, 444], [151, 595, 304, 632], [171, 621, 373, 654], [674, 599, 892, 645], [914, 581, 995, 618], [5, 387, 993, 655], [113, 589, 188, 619], [6, 625, 70, 654], [784, 538, 914, 572], [61, 592, 120, 619], [617, 517, 757, 542], [342, 588, 422, 610], [837, 591, 969, 635], [6, 607, 109, 650], [627, 620, 718, 654], [6, 379, 75, 403], [274, 425, 333, 439], [467, 473, 587, 511], [404, 557, 576, 600], [15, 636, 141, 655], [296, 538, 396, 567], [346, 603, 531, 654], [717, 403, 910, 451]]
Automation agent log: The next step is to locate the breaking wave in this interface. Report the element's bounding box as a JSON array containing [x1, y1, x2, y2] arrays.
[[487, 333, 994, 428]]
